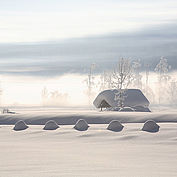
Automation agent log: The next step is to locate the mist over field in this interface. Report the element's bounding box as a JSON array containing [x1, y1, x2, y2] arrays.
[[0, 70, 176, 107], [0, 1, 176, 108]]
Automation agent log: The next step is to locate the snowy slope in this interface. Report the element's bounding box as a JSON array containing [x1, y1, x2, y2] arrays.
[[1, 110, 177, 125], [0, 123, 177, 177]]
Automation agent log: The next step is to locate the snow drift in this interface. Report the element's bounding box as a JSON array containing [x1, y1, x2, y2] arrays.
[[1, 123, 177, 177], [119, 107, 135, 112], [74, 119, 89, 131], [107, 120, 124, 132], [142, 120, 160, 132], [13, 120, 28, 131], [43, 120, 59, 130], [2, 108, 177, 125]]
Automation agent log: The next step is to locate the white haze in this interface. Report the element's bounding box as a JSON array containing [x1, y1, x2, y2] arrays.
[[0, 74, 88, 107], [0, 71, 177, 107]]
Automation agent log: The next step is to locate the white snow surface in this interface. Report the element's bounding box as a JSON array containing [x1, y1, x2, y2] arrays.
[[1, 108, 177, 176], [43, 120, 59, 130], [13, 120, 28, 131], [107, 120, 124, 132], [1, 123, 177, 177], [1, 108, 177, 125], [142, 120, 160, 132]]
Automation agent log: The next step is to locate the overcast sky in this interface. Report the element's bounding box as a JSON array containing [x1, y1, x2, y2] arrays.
[[0, 0, 177, 76]]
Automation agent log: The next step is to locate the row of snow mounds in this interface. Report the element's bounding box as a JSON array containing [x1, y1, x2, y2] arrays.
[[13, 119, 89, 131], [73, 119, 160, 133], [13, 120, 60, 131], [13, 119, 160, 133], [107, 120, 160, 133]]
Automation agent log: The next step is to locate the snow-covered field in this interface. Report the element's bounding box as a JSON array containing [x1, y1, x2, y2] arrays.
[[1, 107, 177, 125], [1, 108, 177, 177]]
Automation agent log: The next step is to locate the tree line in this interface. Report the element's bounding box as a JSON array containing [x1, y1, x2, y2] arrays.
[[86, 57, 177, 106]]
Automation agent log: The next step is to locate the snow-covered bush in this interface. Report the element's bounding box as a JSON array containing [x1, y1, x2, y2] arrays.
[[142, 120, 160, 132], [2, 108, 16, 114], [133, 106, 151, 112], [13, 120, 28, 131], [2, 108, 9, 114], [112, 58, 133, 107], [119, 107, 135, 112], [74, 119, 89, 131], [107, 120, 124, 132], [43, 120, 59, 130], [105, 107, 120, 111]]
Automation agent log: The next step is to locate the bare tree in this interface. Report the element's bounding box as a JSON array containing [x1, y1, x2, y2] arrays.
[[49, 90, 68, 106], [41, 87, 48, 106], [111, 58, 133, 108], [0, 84, 3, 106], [86, 63, 96, 105], [132, 59, 142, 90], [155, 56, 171, 104], [99, 70, 112, 91], [143, 63, 155, 104], [168, 81, 177, 104], [145, 63, 150, 96]]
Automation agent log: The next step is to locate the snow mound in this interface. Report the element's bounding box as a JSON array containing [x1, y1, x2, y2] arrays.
[[105, 107, 120, 111], [142, 120, 160, 132], [43, 120, 59, 130], [107, 120, 124, 132], [119, 107, 135, 112], [93, 89, 150, 109], [13, 120, 28, 131], [74, 119, 89, 131], [133, 106, 151, 112]]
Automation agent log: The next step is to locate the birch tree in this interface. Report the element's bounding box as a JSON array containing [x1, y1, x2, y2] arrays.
[[145, 63, 150, 96], [99, 71, 112, 91], [111, 58, 133, 108], [155, 56, 171, 104], [86, 63, 96, 105], [41, 87, 48, 106], [132, 60, 142, 90], [168, 81, 177, 104]]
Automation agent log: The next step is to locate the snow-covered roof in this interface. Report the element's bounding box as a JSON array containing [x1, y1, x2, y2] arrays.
[[93, 89, 150, 108]]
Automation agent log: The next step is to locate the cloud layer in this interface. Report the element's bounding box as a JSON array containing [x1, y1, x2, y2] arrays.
[[0, 23, 177, 76]]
